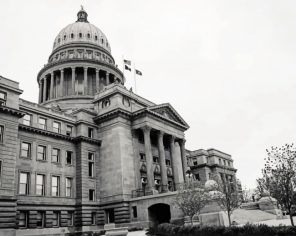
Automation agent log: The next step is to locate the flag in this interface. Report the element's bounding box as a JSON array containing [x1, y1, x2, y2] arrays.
[[125, 65, 131, 71], [135, 69, 142, 76], [124, 59, 131, 65]]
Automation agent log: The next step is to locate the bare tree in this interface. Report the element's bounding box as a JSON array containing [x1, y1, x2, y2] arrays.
[[173, 181, 208, 225], [258, 144, 296, 226], [213, 174, 241, 226]]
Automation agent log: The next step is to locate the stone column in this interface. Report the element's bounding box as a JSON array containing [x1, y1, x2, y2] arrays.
[[60, 69, 64, 97], [132, 130, 142, 190], [180, 139, 188, 181], [158, 131, 168, 192], [38, 81, 42, 103], [142, 126, 154, 191], [50, 72, 54, 99], [71, 67, 75, 95], [170, 135, 180, 189], [106, 72, 110, 85], [84, 67, 88, 95], [43, 77, 47, 102], [96, 69, 100, 92]]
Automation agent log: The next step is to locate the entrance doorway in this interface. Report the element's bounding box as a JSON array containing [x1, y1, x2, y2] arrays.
[[148, 203, 171, 228]]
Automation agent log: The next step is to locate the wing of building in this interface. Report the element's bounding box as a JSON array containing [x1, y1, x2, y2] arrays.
[[0, 8, 238, 235]]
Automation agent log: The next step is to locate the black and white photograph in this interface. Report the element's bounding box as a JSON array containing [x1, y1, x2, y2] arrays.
[[1, 1, 296, 235]]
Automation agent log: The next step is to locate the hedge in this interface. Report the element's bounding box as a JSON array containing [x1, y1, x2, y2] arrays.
[[147, 223, 296, 236]]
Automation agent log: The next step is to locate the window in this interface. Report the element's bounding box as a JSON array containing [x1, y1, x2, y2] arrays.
[[101, 38, 104, 44], [87, 33, 90, 38], [19, 172, 29, 195], [95, 35, 98, 40], [52, 148, 60, 163], [195, 173, 200, 181], [36, 211, 45, 228], [51, 176, 60, 196], [132, 206, 137, 218], [38, 117, 47, 130], [139, 153, 146, 161], [23, 114, 32, 126], [67, 211, 74, 226], [193, 158, 198, 166], [89, 189, 95, 201], [79, 33, 82, 38], [91, 212, 96, 225], [58, 38, 61, 43], [19, 211, 28, 228], [0, 160, 2, 179], [165, 159, 171, 166], [53, 121, 61, 133], [52, 211, 60, 227], [36, 174, 45, 196], [88, 127, 94, 138], [0, 125, 4, 143], [88, 152, 94, 177], [71, 33, 74, 39], [66, 177, 72, 197], [37, 145, 46, 161], [105, 209, 114, 224], [0, 91, 7, 106], [228, 161, 231, 166], [219, 158, 222, 165], [168, 180, 174, 191], [153, 156, 159, 163], [66, 151, 73, 165], [154, 179, 160, 191], [66, 125, 72, 136], [223, 160, 226, 166], [21, 142, 31, 158], [63, 35, 66, 40]]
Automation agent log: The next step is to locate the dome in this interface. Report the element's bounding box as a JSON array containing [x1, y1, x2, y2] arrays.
[[52, 7, 111, 53]]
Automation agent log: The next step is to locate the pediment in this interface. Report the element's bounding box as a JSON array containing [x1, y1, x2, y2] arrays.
[[148, 103, 189, 128]]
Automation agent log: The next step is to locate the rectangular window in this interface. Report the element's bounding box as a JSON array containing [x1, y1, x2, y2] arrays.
[[139, 153, 146, 161], [165, 159, 171, 166], [52, 211, 60, 227], [51, 176, 60, 196], [23, 114, 32, 126], [168, 180, 174, 191], [67, 211, 74, 226], [53, 121, 61, 133], [195, 173, 200, 181], [66, 125, 72, 136], [19, 211, 28, 228], [91, 212, 96, 225], [0, 91, 7, 106], [89, 189, 95, 201], [21, 142, 31, 158], [223, 160, 226, 166], [66, 151, 73, 165], [36, 174, 45, 196], [0, 160, 2, 179], [37, 145, 46, 161], [38, 117, 47, 130], [193, 158, 198, 166], [36, 211, 45, 228], [228, 161, 231, 166], [19, 172, 29, 195], [52, 148, 60, 163], [0, 125, 3, 143], [153, 156, 159, 163], [132, 206, 137, 218], [88, 153, 94, 177], [66, 177, 72, 197], [219, 158, 222, 165], [88, 127, 94, 138]]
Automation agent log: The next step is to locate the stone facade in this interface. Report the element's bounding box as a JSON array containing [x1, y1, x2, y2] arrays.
[[0, 8, 239, 235]]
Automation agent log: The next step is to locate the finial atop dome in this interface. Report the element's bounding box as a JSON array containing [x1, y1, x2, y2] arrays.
[[77, 5, 88, 23]]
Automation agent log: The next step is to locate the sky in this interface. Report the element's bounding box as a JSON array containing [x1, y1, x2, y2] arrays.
[[1, 0, 296, 189]]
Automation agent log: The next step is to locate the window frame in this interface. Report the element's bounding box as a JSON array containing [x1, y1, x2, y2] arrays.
[[23, 114, 32, 126], [37, 145, 47, 161], [67, 211, 74, 226], [89, 189, 95, 201], [36, 211, 45, 228], [88, 127, 94, 138], [20, 142, 31, 158], [0, 90, 7, 106], [51, 175, 60, 197], [36, 173, 46, 196], [52, 211, 60, 227], [19, 211, 28, 228], [66, 177, 73, 198], [53, 121, 61, 133], [66, 125, 73, 136], [19, 171, 30, 195], [88, 152, 95, 178], [38, 117, 47, 130], [0, 125, 4, 143], [52, 148, 60, 163]]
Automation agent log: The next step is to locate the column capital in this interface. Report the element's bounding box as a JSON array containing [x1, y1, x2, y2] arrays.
[[96, 68, 100, 73], [157, 130, 165, 138], [141, 125, 151, 134], [84, 66, 88, 71], [179, 139, 186, 146], [169, 135, 176, 143], [60, 68, 64, 73], [71, 66, 75, 70], [106, 71, 109, 75], [51, 71, 54, 76]]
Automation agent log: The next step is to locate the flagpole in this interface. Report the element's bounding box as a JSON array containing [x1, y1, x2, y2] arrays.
[[133, 62, 137, 94]]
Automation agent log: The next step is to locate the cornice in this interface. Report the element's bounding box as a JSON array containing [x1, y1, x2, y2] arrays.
[[19, 124, 101, 146], [0, 106, 25, 118], [93, 108, 132, 123], [190, 163, 237, 172]]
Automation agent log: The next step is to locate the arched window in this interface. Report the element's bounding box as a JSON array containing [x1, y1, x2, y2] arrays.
[[71, 33, 74, 39], [101, 38, 104, 44], [64, 35, 66, 40], [79, 33, 82, 38], [87, 33, 91, 39], [95, 35, 98, 40]]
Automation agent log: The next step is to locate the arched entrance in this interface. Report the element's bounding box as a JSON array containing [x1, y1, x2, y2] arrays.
[[148, 203, 171, 228]]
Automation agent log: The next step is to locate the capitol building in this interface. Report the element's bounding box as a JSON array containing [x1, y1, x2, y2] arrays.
[[0, 8, 238, 236]]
